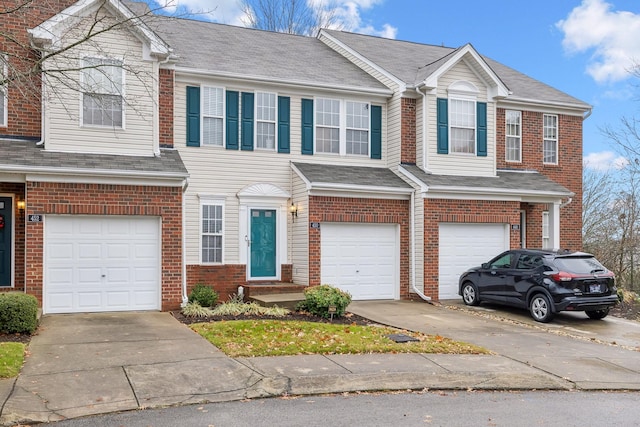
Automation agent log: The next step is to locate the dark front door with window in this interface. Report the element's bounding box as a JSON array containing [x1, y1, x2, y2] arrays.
[[250, 209, 276, 278], [0, 197, 12, 286]]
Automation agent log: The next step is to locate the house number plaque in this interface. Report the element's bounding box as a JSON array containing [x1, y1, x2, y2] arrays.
[[28, 215, 42, 223], [310, 222, 320, 229]]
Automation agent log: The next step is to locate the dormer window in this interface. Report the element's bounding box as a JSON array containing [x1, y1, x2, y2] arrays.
[[81, 57, 124, 128], [449, 98, 476, 154]]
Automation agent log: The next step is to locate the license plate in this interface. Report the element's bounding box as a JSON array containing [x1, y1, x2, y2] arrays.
[[589, 284, 602, 293]]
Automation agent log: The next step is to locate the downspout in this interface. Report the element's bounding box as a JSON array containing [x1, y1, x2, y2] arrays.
[[181, 177, 190, 307], [560, 197, 573, 208], [411, 85, 431, 301]]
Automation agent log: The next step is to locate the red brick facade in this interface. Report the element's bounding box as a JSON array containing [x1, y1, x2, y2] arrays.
[[496, 108, 583, 250], [423, 199, 521, 299], [401, 98, 417, 164], [159, 68, 174, 148], [308, 196, 411, 298], [23, 182, 183, 310]]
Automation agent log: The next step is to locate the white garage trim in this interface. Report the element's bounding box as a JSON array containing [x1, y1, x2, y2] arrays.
[[321, 223, 399, 300], [438, 223, 509, 300], [44, 215, 161, 314]]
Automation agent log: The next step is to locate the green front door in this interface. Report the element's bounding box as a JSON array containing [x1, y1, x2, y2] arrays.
[[250, 209, 276, 278], [0, 197, 12, 287]]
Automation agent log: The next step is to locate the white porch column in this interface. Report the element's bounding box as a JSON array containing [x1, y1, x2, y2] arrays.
[[549, 201, 561, 250]]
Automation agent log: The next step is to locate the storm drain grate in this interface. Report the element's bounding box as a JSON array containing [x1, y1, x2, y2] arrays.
[[386, 333, 419, 343]]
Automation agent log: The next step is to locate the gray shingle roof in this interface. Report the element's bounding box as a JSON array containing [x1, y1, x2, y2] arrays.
[[149, 17, 389, 92], [323, 30, 590, 109], [401, 164, 573, 197], [293, 162, 412, 190], [0, 139, 188, 179]]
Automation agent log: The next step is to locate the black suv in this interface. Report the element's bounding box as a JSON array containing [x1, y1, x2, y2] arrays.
[[458, 249, 618, 322]]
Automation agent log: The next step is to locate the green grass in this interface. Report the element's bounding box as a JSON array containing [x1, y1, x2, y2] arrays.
[[0, 342, 25, 378], [191, 320, 488, 357]]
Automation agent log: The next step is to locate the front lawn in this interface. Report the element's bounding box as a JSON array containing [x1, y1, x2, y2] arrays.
[[190, 320, 488, 357], [0, 342, 25, 378]]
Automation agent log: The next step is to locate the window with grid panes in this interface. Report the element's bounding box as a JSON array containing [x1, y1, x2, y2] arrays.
[[346, 101, 369, 155], [82, 57, 123, 127], [316, 98, 340, 153], [450, 98, 475, 154], [202, 204, 223, 263], [506, 110, 521, 162], [202, 86, 224, 146], [543, 114, 558, 164], [256, 92, 276, 149]]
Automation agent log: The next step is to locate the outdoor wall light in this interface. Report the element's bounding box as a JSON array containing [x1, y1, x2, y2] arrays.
[[290, 202, 298, 220], [16, 200, 25, 210]]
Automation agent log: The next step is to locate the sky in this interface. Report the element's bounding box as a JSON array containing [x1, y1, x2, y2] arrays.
[[148, 0, 640, 172]]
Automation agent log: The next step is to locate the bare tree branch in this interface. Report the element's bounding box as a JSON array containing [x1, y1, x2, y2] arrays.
[[239, 0, 341, 36]]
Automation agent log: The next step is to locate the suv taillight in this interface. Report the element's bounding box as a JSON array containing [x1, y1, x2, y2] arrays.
[[551, 271, 576, 282]]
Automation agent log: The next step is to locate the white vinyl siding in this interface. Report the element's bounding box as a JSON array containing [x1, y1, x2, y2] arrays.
[[505, 110, 521, 162], [316, 97, 340, 153], [81, 57, 124, 128], [543, 114, 558, 165], [202, 86, 224, 146], [201, 201, 224, 264], [43, 9, 157, 156], [256, 92, 276, 150], [346, 101, 369, 155], [449, 98, 475, 154], [426, 62, 494, 177]]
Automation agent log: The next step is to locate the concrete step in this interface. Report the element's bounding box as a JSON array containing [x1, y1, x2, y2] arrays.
[[249, 292, 305, 310]]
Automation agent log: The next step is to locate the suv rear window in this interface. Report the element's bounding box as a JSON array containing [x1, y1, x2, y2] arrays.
[[553, 256, 606, 274]]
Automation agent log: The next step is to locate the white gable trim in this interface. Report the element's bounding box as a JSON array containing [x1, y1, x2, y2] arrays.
[[422, 44, 509, 99], [29, 0, 171, 58]]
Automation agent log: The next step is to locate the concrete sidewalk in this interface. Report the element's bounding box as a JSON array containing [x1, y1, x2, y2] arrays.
[[1, 302, 639, 425]]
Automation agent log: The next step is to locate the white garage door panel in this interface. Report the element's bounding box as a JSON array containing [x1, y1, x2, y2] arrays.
[[321, 223, 398, 300], [439, 223, 509, 300], [45, 216, 161, 314]]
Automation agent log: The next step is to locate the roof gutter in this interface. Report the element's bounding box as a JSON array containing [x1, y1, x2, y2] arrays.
[[0, 164, 187, 181]]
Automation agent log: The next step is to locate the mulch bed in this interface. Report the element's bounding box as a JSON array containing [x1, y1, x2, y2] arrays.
[[170, 310, 376, 326]]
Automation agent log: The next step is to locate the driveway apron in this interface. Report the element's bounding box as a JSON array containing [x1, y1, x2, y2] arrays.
[[0, 312, 260, 425]]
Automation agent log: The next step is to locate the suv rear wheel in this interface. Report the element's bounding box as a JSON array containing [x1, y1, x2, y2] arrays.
[[529, 293, 554, 323], [461, 282, 480, 306], [586, 308, 610, 320]]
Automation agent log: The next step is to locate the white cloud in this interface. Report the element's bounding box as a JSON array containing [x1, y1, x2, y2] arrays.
[[556, 0, 640, 83], [584, 151, 629, 171]]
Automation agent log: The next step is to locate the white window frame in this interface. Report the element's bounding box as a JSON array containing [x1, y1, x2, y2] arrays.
[[449, 96, 476, 155], [542, 211, 550, 249], [315, 97, 370, 156], [201, 86, 225, 147], [505, 110, 521, 162], [255, 91, 277, 150], [80, 57, 125, 129], [0, 54, 7, 127], [346, 100, 370, 156], [200, 198, 225, 264], [543, 114, 558, 165]]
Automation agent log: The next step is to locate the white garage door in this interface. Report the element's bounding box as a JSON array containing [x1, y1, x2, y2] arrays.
[[44, 216, 161, 314], [438, 223, 509, 300], [321, 223, 398, 300]]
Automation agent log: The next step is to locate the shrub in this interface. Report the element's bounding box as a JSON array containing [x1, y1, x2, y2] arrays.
[[0, 292, 39, 334], [181, 301, 215, 318], [188, 284, 218, 307], [297, 285, 351, 318]]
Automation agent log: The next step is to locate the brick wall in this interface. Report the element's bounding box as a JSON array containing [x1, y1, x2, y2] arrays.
[[308, 196, 411, 298], [24, 181, 183, 310], [0, 184, 26, 293], [0, 1, 77, 138], [159, 68, 174, 148], [496, 108, 583, 250], [423, 199, 521, 299], [401, 98, 417, 164]]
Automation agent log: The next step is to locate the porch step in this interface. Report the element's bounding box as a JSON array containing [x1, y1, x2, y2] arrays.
[[249, 292, 305, 310]]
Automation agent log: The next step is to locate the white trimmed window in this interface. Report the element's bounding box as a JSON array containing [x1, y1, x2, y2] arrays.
[[0, 54, 6, 127], [316, 98, 341, 153], [256, 92, 276, 149], [542, 211, 550, 249], [81, 57, 124, 128], [449, 98, 476, 154], [346, 101, 369, 155], [543, 114, 558, 164], [505, 110, 521, 162], [202, 86, 224, 146], [201, 201, 224, 264]]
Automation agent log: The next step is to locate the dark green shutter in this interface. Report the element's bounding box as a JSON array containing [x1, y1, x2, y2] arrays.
[[437, 98, 448, 154], [476, 101, 487, 157], [186, 86, 200, 147], [301, 98, 314, 155], [226, 91, 239, 150], [241, 92, 254, 151], [370, 105, 382, 159], [278, 96, 290, 153]]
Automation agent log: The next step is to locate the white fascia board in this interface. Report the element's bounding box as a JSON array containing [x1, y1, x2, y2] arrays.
[[25, 172, 186, 187], [2, 164, 187, 181], [0, 173, 26, 183], [422, 44, 509, 98], [397, 165, 427, 193], [174, 68, 393, 98], [309, 188, 411, 200], [290, 163, 313, 191], [423, 184, 573, 200], [498, 98, 592, 116], [29, 0, 170, 57], [318, 30, 406, 93], [309, 182, 413, 197]]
